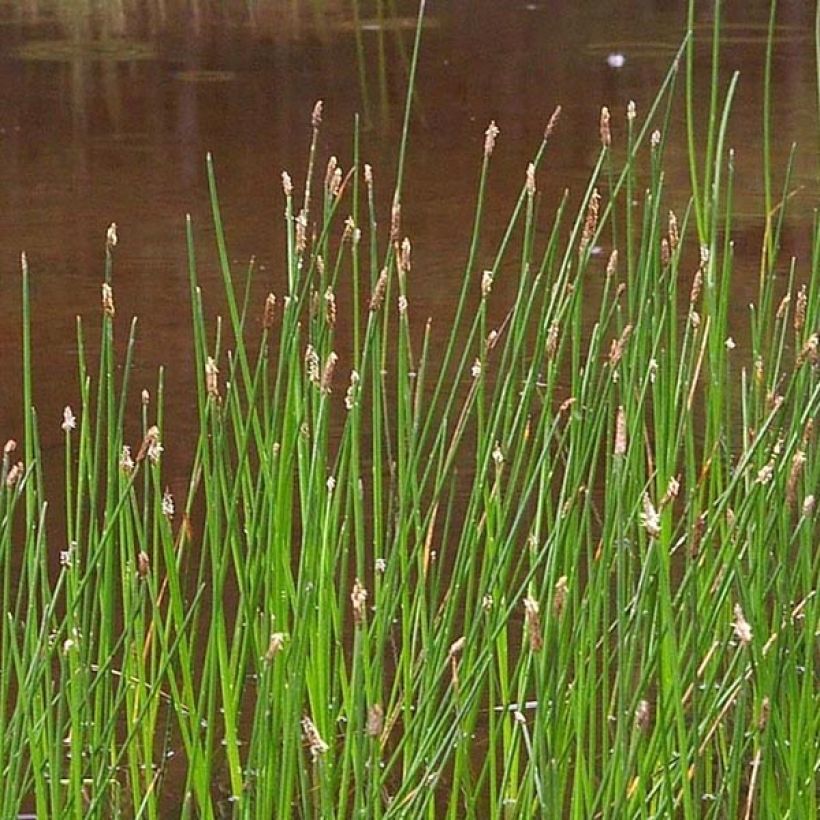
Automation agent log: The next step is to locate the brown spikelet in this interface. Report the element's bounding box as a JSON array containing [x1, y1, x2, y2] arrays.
[[545, 323, 560, 360], [205, 357, 219, 400], [136, 425, 160, 463], [580, 188, 601, 256], [525, 162, 536, 196], [609, 324, 633, 368], [366, 704, 384, 738], [544, 105, 562, 139], [775, 293, 790, 321], [400, 237, 411, 273], [553, 576, 568, 618], [794, 284, 806, 332], [796, 333, 818, 369], [599, 106, 611, 148], [523, 596, 543, 652], [305, 345, 320, 386], [689, 269, 703, 305], [102, 282, 115, 317], [606, 249, 618, 279], [667, 210, 679, 251], [733, 604, 752, 645], [320, 352, 338, 394], [301, 715, 329, 760], [369, 269, 388, 312], [324, 155, 338, 192], [635, 700, 651, 732], [785, 450, 805, 509], [660, 238, 670, 267], [137, 550, 150, 579], [614, 405, 627, 456], [390, 199, 401, 245], [758, 697, 770, 731], [802, 418, 814, 447], [263, 293, 276, 329], [281, 171, 293, 197], [5, 461, 23, 488], [689, 512, 706, 558], [264, 632, 286, 662]]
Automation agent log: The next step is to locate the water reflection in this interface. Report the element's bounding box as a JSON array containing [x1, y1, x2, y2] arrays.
[[0, 0, 816, 459]]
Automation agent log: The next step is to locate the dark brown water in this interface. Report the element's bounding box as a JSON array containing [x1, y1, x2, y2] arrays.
[[0, 0, 816, 463]]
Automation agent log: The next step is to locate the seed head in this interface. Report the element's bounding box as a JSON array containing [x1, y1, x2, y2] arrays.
[[324, 287, 336, 326], [471, 358, 482, 379], [484, 120, 500, 157], [758, 697, 770, 731], [5, 461, 23, 488], [650, 129, 661, 148], [344, 370, 360, 411], [545, 323, 559, 360], [609, 324, 633, 368], [802, 494, 815, 517], [786, 450, 805, 508], [606, 249, 619, 279], [667, 210, 679, 251], [136, 425, 162, 464], [580, 188, 601, 255], [775, 293, 790, 320], [626, 100, 636, 122]]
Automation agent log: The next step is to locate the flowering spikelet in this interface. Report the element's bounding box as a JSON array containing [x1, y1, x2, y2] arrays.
[[785, 450, 805, 508], [525, 162, 536, 196], [120, 445, 134, 474], [320, 352, 338, 393], [627, 99, 636, 121], [484, 120, 500, 157], [301, 715, 329, 760], [523, 596, 543, 652], [553, 575, 568, 618], [794, 284, 806, 332], [364, 163, 373, 189], [324, 287, 336, 326], [635, 700, 651, 732], [580, 188, 601, 256], [606, 249, 619, 279], [609, 324, 633, 368], [351, 578, 368, 626], [369, 269, 388, 311], [689, 512, 706, 558], [545, 323, 560, 360], [263, 293, 276, 329], [304, 345, 319, 386], [162, 488, 174, 519], [61, 406, 76, 432], [481, 269, 494, 297], [471, 358, 482, 379], [732, 603, 752, 645], [400, 237, 411, 273], [398, 291, 408, 314], [137, 550, 150, 578], [775, 293, 790, 320], [650, 129, 661, 148], [106, 222, 118, 249], [265, 632, 286, 662], [668, 210, 679, 251], [660, 475, 680, 509], [281, 171, 293, 197], [101, 282, 115, 317], [796, 333, 818, 368], [544, 105, 562, 139], [390, 200, 401, 244], [640, 493, 661, 538], [367, 704, 384, 738], [344, 370, 360, 411], [758, 697, 770, 731], [614, 405, 627, 456], [802, 494, 815, 517], [599, 106, 611, 148], [205, 357, 219, 400], [311, 100, 323, 129], [6, 461, 23, 488], [136, 425, 161, 464], [689, 268, 703, 305], [660, 238, 670, 267], [295, 210, 308, 255]]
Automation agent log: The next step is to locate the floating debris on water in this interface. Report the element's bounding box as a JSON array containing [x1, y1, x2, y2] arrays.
[[12, 39, 156, 62]]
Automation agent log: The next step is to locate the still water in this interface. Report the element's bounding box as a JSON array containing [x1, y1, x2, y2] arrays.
[[0, 0, 816, 462]]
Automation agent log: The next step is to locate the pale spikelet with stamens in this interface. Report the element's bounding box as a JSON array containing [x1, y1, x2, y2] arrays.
[[689, 268, 703, 306], [162, 488, 174, 519], [599, 106, 611, 148], [775, 293, 790, 320], [304, 345, 319, 386], [795, 333, 818, 368], [400, 237, 412, 273], [320, 352, 338, 394], [660, 475, 680, 509], [660, 238, 670, 267], [263, 293, 276, 329], [614, 405, 627, 456], [369, 269, 388, 312], [544, 105, 562, 139], [324, 155, 338, 192], [136, 425, 161, 464], [295, 210, 307, 255], [106, 222, 118, 249], [481, 269, 494, 297], [324, 287, 336, 326], [553, 576, 568, 619], [101, 282, 115, 317], [794, 284, 806, 332], [525, 162, 536, 196], [61, 406, 76, 433], [364, 163, 373, 189], [120, 445, 134, 474], [6, 461, 23, 488], [627, 100, 636, 121], [311, 100, 323, 129], [785, 450, 805, 509], [367, 704, 384, 738], [344, 370, 360, 411], [580, 188, 601, 256], [351, 578, 368, 626], [264, 632, 286, 662], [484, 120, 500, 157], [471, 358, 482, 379], [668, 210, 679, 251], [546, 323, 560, 360], [756, 461, 774, 485], [606, 249, 618, 279], [650, 129, 661, 148], [3, 440, 15, 456], [205, 357, 220, 400], [732, 603, 752, 645], [609, 324, 633, 369], [635, 700, 651, 732], [802, 494, 815, 517], [342, 216, 355, 242], [448, 636, 466, 660], [523, 596, 543, 652], [397, 294, 408, 315], [640, 493, 661, 538], [142, 388, 150, 406], [281, 171, 293, 197], [301, 715, 329, 761], [137, 550, 150, 579], [487, 329, 499, 350], [802, 418, 814, 447]]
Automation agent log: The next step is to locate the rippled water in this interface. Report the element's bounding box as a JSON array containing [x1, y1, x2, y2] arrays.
[[0, 0, 815, 471]]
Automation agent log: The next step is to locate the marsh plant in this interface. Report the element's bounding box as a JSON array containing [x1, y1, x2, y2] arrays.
[[1, 2, 818, 818]]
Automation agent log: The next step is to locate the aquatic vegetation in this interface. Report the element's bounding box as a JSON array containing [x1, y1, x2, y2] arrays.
[[0, 2, 817, 818]]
